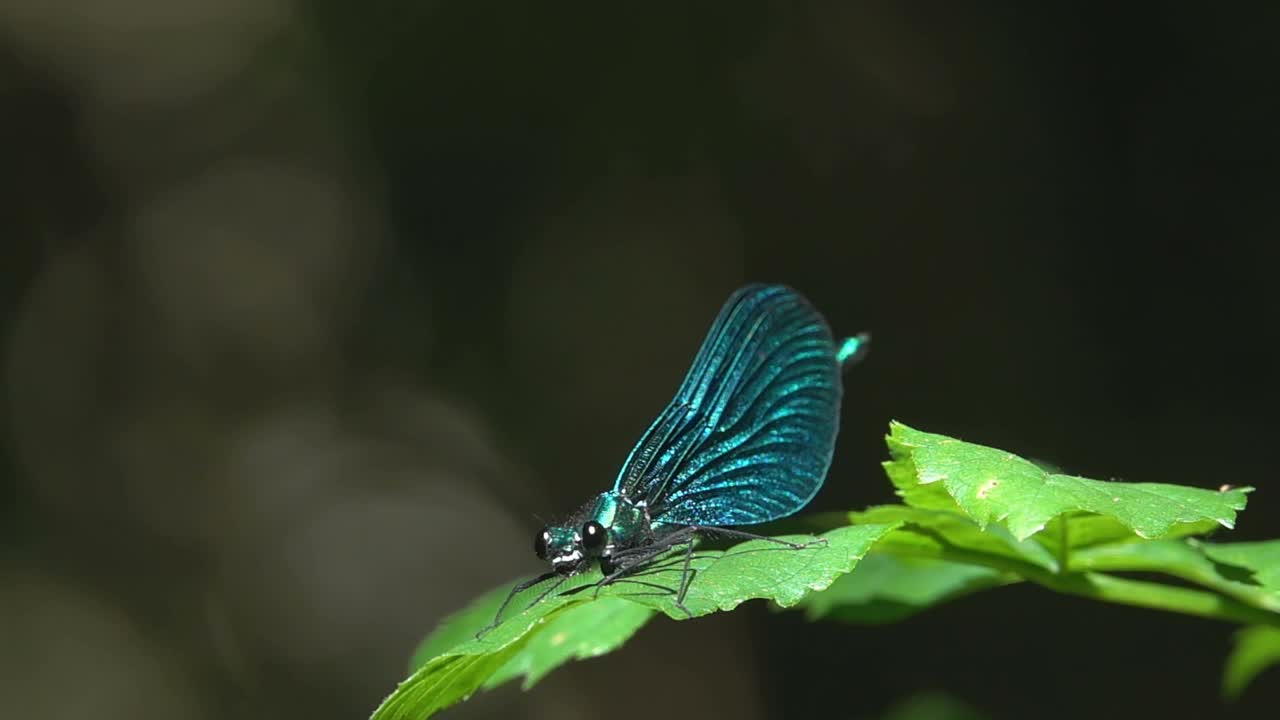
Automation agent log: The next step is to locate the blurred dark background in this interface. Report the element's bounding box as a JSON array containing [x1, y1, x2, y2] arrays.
[[2, 2, 1278, 718]]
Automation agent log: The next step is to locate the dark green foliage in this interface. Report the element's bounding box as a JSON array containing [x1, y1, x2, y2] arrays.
[[372, 423, 1279, 719]]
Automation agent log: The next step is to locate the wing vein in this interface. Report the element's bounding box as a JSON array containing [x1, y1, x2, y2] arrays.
[[610, 285, 849, 527]]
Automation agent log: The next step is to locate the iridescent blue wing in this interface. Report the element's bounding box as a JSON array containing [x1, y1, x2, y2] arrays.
[[612, 284, 853, 527]]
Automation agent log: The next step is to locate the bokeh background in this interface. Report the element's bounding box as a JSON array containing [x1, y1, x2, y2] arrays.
[[2, 2, 1278, 718]]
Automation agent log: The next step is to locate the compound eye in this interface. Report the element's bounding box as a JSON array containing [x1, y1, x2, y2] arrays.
[[534, 528, 552, 560], [581, 521, 607, 552]]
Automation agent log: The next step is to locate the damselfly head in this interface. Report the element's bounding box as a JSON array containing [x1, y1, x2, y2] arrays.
[[534, 525, 588, 575]]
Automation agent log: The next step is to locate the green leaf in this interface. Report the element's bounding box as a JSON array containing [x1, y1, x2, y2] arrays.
[[616, 523, 902, 618], [1198, 539, 1280, 591], [1223, 625, 1280, 700], [377, 584, 591, 720], [1038, 514, 1227, 558], [374, 421, 1279, 719], [373, 523, 899, 720], [881, 692, 989, 720], [1072, 539, 1280, 613], [408, 584, 531, 671], [852, 505, 1057, 571], [886, 422, 1251, 541], [884, 430, 959, 511], [377, 648, 526, 720], [802, 552, 1011, 624], [486, 598, 654, 689]]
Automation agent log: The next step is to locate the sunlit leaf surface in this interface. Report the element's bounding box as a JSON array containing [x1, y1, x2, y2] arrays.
[[374, 523, 897, 719], [885, 422, 1251, 540]]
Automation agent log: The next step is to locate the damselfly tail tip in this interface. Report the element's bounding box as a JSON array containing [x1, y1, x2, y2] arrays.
[[837, 333, 871, 368]]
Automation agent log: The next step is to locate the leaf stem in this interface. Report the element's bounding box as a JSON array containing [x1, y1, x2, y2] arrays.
[[1070, 545, 1280, 614], [1042, 572, 1280, 629], [870, 543, 1280, 630], [1057, 521, 1070, 574]]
